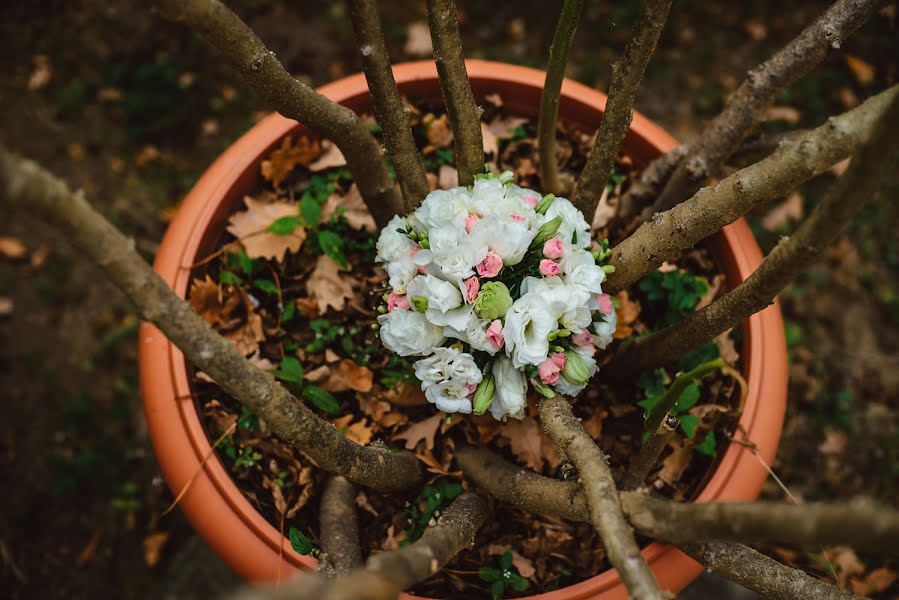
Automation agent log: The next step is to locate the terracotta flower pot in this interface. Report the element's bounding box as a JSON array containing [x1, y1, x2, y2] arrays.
[[139, 60, 787, 599]]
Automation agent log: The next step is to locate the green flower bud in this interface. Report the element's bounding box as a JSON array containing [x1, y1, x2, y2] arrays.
[[602, 264, 616, 274], [531, 380, 557, 398], [547, 329, 558, 341], [556, 328, 571, 337], [591, 250, 602, 261], [535, 194, 555, 215], [377, 305, 387, 314], [474, 282, 513, 320], [472, 375, 496, 415], [531, 216, 563, 247], [410, 295, 429, 312], [418, 229, 429, 239], [562, 350, 591, 386], [551, 345, 565, 354], [419, 238, 430, 249]]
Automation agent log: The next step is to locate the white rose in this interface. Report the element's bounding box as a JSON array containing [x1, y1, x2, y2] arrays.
[[424, 380, 473, 414], [414, 347, 459, 385], [427, 224, 487, 281], [470, 177, 505, 210], [469, 216, 535, 266], [378, 309, 445, 356], [411, 187, 471, 230], [593, 311, 617, 350], [519, 276, 580, 319], [407, 274, 462, 314], [489, 356, 527, 420], [503, 294, 557, 368], [539, 197, 591, 253], [553, 347, 598, 396], [385, 257, 418, 294], [376, 215, 414, 263], [561, 250, 605, 303]]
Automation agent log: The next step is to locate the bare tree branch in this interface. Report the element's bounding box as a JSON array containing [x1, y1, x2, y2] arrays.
[[621, 415, 677, 491], [456, 447, 899, 554], [610, 89, 899, 375], [651, 0, 887, 212], [426, 0, 484, 185], [152, 0, 402, 227], [348, 0, 429, 212], [0, 146, 422, 491], [539, 397, 664, 600], [537, 0, 584, 195], [574, 0, 672, 219], [604, 84, 898, 295], [682, 542, 862, 600], [319, 477, 363, 577], [234, 493, 487, 600]]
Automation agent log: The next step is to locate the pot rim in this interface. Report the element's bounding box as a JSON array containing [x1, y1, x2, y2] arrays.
[[139, 59, 787, 600]]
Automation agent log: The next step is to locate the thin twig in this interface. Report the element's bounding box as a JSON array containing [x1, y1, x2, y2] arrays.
[[574, 0, 672, 219], [651, 0, 887, 212], [621, 415, 677, 491], [0, 146, 422, 492], [610, 89, 899, 375], [319, 476, 363, 577], [233, 493, 487, 600], [604, 84, 899, 295], [537, 0, 584, 195], [152, 0, 402, 227], [427, 0, 484, 185], [348, 0, 429, 212], [539, 398, 664, 600]]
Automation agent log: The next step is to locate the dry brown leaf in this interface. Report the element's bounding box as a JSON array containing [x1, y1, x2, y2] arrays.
[[829, 546, 865, 588], [27, 54, 52, 91], [817, 430, 847, 456], [437, 164, 459, 189], [850, 567, 897, 595], [0, 297, 12, 317], [488, 115, 529, 139], [713, 329, 740, 365], [582, 409, 607, 439], [260, 136, 320, 187], [248, 351, 277, 371], [332, 415, 374, 445], [498, 417, 561, 472], [356, 490, 380, 517], [743, 19, 767, 40], [695, 274, 725, 311], [844, 55, 875, 86], [30, 242, 51, 269], [515, 157, 538, 178], [762, 192, 803, 232], [386, 383, 428, 407], [481, 121, 499, 158], [227, 196, 305, 262], [403, 21, 433, 57], [315, 359, 374, 393], [393, 413, 443, 450], [142, 531, 170, 568], [0, 236, 28, 260], [286, 466, 315, 518], [591, 186, 616, 231], [658, 441, 692, 485], [382, 525, 402, 551], [320, 184, 376, 232], [223, 310, 265, 356], [765, 105, 801, 125], [613, 291, 641, 340], [488, 545, 536, 578], [423, 114, 453, 152], [308, 140, 347, 172], [189, 275, 241, 326], [308, 255, 355, 313]]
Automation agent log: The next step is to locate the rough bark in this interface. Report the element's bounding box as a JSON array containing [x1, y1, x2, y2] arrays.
[[539, 398, 663, 600], [426, 0, 484, 185], [574, 0, 672, 219], [610, 89, 899, 375], [234, 493, 487, 600], [348, 0, 429, 212], [604, 84, 898, 295], [651, 0, 887, 212], [537, 0, 584, 195], [0, 146, 422, 492], [457, 447, 899, 554], [152, 0, 402, 227], [621, 415, 677, 491], [319, 477, 362, 577], [682, 542, 862, 600]]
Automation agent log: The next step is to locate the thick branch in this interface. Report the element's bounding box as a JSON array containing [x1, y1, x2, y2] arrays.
[[539, 398, 663, 600], [153, 0, 402, 226], [537, 0, 584, 195], [605, 84, 898, 294], [0, 147, 421, 491], [574, 0, 672, 218], [348, 0, 429, 212], [621, 415, 677, 491], [427, 0, 484, 184], [457, 447, 899, 554], [236, 493, 487, 600], [652, 0, 887, 212], [319, 477, 362, 577], [610, 89, 899, 375], [682, 542, 862, 600]]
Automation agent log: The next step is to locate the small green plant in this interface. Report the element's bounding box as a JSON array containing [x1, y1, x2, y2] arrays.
[[233, 446, 262, 469], [404, 479, 463, 543], [478, 548, 530, 599], [288, 527, 320, 557], [305, 318, 343, 354], [637, 268, 710, 328], [218, 249, 262, 285], [272, 355, 341, 415]]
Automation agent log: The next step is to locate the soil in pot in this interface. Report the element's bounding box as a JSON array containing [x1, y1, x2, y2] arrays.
[[184, 95, 746, 598]]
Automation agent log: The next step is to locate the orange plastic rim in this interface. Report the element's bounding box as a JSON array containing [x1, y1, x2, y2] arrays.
[[139, 60, 787, 599]]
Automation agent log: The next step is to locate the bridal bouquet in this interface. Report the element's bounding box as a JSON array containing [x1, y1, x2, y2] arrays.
[[375, 172, 617, 420]]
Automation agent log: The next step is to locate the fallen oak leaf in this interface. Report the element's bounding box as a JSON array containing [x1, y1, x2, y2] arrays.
[[308, 140, 347, 172], [223, 309, 265, 356], [613, 291, 641, 340], [260, 135, 320, 187], [142, 531, 170, 568], [226, 196, 305, 262], [332, 415, 374, 445], [497, 416, 561, 472], [189, 275, 241, 326], [850, 567, 897, 595], [488, 545, 536, 579], [320, 184, 376, 232], [393, 413, 443, 451], [307, 255, 355, 313]]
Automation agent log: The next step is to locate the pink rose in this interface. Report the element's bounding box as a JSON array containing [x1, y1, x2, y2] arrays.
[[486, 319, 504, 349], [476, 251, 503, 278], [510, 214, 525, 222], [463, 276, 480, 303], [539, 259, 561, 277], [465, 214, 480, 233], [537, 353, 567, 385], [543, 237, 563, 259], [387, 291, 410, 312], [571, 328, 595, 349], [597, 293, 614, 315]]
